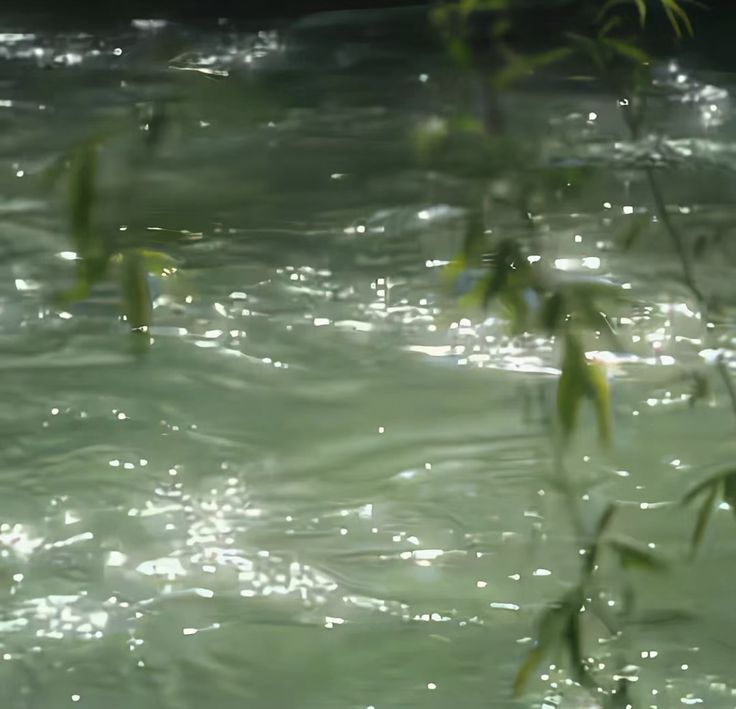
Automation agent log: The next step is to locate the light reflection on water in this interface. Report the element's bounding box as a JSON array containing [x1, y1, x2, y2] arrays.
[[1, 6, 736, 708]]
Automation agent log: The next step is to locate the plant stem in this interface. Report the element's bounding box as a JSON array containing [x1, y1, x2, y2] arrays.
[[619, 85, 736, 423]]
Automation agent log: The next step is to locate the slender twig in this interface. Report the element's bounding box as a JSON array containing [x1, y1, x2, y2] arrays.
[[618, 81, 736, 424]]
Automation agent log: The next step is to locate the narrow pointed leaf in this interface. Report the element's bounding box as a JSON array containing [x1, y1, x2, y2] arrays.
[[722, 472, 736, 518], [588, 362, 611, 445], [120, 249, 153, 342], [619, 215, 649, 250], [635, 0, 647, 26], [602, 38, 650, 64], [690, 482, 720, 555], [557, 335, 586, 440], [512, 589, 580, 696], [681, 469, 735, 506], [608, 536, 668, 571]]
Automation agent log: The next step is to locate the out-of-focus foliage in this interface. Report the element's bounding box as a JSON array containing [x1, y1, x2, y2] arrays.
[[44, 105, 180, 351], [429, 0, 721, 702]]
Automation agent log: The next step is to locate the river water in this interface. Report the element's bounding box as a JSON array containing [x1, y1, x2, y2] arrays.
[[1, 6, 736, 708]]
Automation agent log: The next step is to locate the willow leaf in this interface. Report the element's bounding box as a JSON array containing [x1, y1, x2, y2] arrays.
[[662, 0, 694, 37], [722, 472, 736, 518], [602, 37, 650, 64], [690, 482, 720, 555], [120, 249, 153, 339], [608, 536, 668, 571], [513, 590, 580, 696], [557, 334, 586, 439], [588, 361, 611, 445]]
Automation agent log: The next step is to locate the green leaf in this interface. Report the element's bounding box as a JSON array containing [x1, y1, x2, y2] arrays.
[[540, 291, 566, 335], [681, 467, 736, 506], [137, 249, 180, 277], [662, 0, 694, 37], [120, 249, 153, 344], [557, 333, 611, 445], [635, 0, 648, 26], [596, 0, 647, 27], [722, 472, 736, 518], [601, 37, 650, 64], [619, 215, 650, 250], [61, 143, 114, 301], [690, 482, 719, 556], [608, 536, 668, 571], [513, 589, 581, 696], [588, 361, 612, 445], [492, 47, 573, 89], [557, 333, 587, 440], [584, 502, 617, 576]]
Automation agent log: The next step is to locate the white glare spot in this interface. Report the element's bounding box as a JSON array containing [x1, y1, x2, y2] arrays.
[[574, 234, 582, 243], [533, 568, 552, 577], [588, 112, 597, 121], [72, 696, 80, 703], [623, 205, 634, 215], [427, 683, 437, 690]]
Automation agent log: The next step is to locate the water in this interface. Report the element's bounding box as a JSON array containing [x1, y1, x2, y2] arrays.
[[1, 6, 736, 708]]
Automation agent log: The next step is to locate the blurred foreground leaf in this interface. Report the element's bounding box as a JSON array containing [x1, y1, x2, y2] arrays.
[[557, 333, 611, 445], [119, 249, 153, 349], [608, 536, 668, 571], [513, 588, 582, 696]]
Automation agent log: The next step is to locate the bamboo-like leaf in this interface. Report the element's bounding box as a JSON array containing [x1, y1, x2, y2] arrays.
[[634, 0, 647, 26], [564, 610, 596, 690], [598, 15, 622, 38], [62, 143, 114, 300], [585, 502, 617, 576], [722, 472, 736, 518], [513, 589, 580, 696], [690, 482, 720, 555], [608, 536, 668, 571], [681, 468, 736, 506], [588, 361, 611, 445], [492, 47, 573, 89], [120, 249, 153, 344], [557, 332, 611, 445], [557, 333, 587, 440], [596, 0, 636, 23], [137, 249, 180, 277], [662, 0, 694, 37], [601, 37, 650, 64], [619, 214, 649, 250], [567, 33, 605, 71]]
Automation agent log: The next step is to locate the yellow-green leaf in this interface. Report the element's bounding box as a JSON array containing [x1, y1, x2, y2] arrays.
[[662, 0, 694, 37], [602, 38, 650, 64], [120, 249, 153, 339], [588, 361, 611, 445], [138, 249, 180, 277], [557, 333, 588, 440]]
